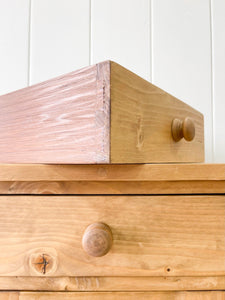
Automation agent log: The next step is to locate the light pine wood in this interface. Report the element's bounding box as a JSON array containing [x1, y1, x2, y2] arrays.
[[1, 180, 224, 195], [0, 165, 224, 295], [0, 61, 204, 164], [1, 291, 224, 300], [0, 164, 224, 194], [20, 292, 225, 300], [0, 276, 224, 291], [0, 293, 18, 300], [1, 164, 224, 181], [110, 61, 204, 163], [0, 195, 224, 277]]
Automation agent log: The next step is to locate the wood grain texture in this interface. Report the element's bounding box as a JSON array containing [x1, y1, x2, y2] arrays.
[[0, 60, 204, 163], [0, 195, 224, 277], [1, 180, 224, 195], [0, 62, 110, 163], [0, 276, 224, 291], [1, 164, 224, 181], [110, 62, 204, 163], [1, 164, 224, 194], [0, 293, 18, 300], [2, 291, 224, 300]]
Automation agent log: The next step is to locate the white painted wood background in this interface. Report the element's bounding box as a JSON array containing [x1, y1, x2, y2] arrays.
[[0, 0, 224, 162]]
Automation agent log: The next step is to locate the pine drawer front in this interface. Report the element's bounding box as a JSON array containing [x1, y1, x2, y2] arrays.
[[0, 195, 224, 277], [0, 61, 204, 164]]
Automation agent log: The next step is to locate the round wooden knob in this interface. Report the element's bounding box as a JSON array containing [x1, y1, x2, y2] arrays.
[[82, 223, 113, 257], [171, 117, 195, 142]]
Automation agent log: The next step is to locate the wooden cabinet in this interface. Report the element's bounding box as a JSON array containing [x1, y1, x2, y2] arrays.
[[0, 164, 224, 299], [0, 61, 222, 299]]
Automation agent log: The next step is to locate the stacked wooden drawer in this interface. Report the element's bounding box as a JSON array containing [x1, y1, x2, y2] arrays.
[[0, 61, 224, 299], [0, 61, 204, 164]]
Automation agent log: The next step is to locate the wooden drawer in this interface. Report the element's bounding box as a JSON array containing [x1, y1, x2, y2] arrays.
[[0, 195, 224, 277], [0, 61, 204, 164]]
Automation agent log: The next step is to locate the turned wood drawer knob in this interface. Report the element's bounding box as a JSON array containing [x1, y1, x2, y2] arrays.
[[82, 223, 113, 257], [171, 117, 195, 142]]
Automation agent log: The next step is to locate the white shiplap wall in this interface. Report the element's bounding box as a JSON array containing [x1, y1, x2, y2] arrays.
[[211, 0, 225, 162], [91, 0, 151, 81], [30, 0, 90, 84], [0, 0, 30, 93], [0, 0, 224, 162], [152, 0, 213, 162]]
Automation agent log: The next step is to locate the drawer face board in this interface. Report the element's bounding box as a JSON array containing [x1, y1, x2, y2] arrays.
[[0, 164, 224, 195], [0, 196, 224, 277], [0, 292, 225, 300], [0, 276, 224, 292]]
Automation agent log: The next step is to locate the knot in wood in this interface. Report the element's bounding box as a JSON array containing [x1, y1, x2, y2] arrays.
[[31, 253, 53, 275]]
